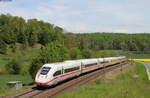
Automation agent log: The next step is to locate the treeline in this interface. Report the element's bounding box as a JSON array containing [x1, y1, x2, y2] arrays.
[[77, 33, 150, 51], [0, 14, 64, 54], [1, 14, 150, 54]]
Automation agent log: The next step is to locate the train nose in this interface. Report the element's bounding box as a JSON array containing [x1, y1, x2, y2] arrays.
[[39, 75, 47, 79], [36, 75, 48, 82]]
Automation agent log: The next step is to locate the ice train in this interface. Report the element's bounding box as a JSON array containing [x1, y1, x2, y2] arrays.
[[35, 56, 126, 86]]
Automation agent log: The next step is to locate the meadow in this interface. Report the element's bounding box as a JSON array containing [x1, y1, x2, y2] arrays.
[[57, 62, 150, 98]]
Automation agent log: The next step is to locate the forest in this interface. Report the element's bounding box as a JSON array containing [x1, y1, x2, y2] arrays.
[[0, 14, 150, 78]]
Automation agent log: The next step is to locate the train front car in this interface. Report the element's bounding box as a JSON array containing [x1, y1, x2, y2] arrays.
[[35, 61, 82, 87], [35, 64, 58, 87]]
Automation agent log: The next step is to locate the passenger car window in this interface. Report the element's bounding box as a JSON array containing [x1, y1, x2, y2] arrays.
[[84, 63, 97, 67], [53, 70, 62, 76], [40, 67, 51, 75], [64, 66, 80, 73]]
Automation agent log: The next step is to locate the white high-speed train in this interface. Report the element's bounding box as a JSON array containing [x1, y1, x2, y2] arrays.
[[35, 56, 126, 86]]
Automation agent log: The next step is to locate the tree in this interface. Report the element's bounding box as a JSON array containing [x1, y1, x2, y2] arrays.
[[29, 32, 38, 47], [65, 33, 79, 48], [27, 19, 39, 47]]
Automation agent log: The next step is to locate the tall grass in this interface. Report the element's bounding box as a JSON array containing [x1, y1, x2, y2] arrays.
[[57, 62, 150, 98]]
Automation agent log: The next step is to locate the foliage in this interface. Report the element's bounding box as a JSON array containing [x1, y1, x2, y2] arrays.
[[0, 14, 64, 52], [0, 39, 7, 54], [29, 57, 43, 79], [77, 33, 150, 51], [1, 14, 150, 54], [5, 59, 21, 74], [81, 49, 92, 58], [10, 43, 17, 52], [65, 33, 79, 48], [69, 48, 82, 60]]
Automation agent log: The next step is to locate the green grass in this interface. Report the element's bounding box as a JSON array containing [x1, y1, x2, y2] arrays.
[[0, 54, 9, 69], [125, 53, 150, 59], [0, 74, 33, 87], [92, 50, 150, 59], [57, 62, 150, 98], [0, 74, 33, 96]]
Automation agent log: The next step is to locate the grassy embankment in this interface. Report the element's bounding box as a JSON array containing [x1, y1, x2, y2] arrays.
[[0, 48, 40, 96], [57, 62, 150, 98]]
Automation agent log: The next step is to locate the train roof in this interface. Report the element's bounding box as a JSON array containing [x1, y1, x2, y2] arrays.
[[43, 61, 81, 68], [42, 56, 126, 68]]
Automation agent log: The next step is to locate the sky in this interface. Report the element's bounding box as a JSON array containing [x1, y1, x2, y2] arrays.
[[0, 0, 149, 33]]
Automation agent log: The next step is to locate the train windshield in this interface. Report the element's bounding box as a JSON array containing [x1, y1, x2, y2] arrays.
[[40, 67, 51, 75]]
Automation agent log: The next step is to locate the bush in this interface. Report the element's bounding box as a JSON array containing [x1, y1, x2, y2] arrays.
[[5, 59, 21, 74], [81, 49, 92, 58], [0, 39, 7, 54], [10, 44, 17, 53]]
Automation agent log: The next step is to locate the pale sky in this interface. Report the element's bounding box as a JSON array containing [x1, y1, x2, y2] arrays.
[[0, 0, 149, 33]]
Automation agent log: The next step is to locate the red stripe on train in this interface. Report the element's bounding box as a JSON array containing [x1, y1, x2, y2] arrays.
[[35, 77, 58, 84]]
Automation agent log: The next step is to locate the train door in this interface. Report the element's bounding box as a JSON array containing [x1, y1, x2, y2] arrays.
[[81, 62, 84, 73], [53, 69, 62, 84], [61, 66, 65, 81]]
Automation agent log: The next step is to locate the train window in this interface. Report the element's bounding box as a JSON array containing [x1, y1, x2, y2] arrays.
[[40, 67, 51, 75], [84, 63, 97, 67], [64, 66, 80, 73], [53, 70, 62, 77]]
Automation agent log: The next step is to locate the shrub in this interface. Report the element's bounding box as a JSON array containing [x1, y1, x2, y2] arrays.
[[0, 39, 7, 54], [81, 49, 92, 58], [5, 59, 21, 74], [69, 48, 82, 60]]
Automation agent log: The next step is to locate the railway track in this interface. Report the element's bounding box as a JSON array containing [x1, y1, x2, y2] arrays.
[[5, 61, 130, 98], [5, 87, 44, 98]]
